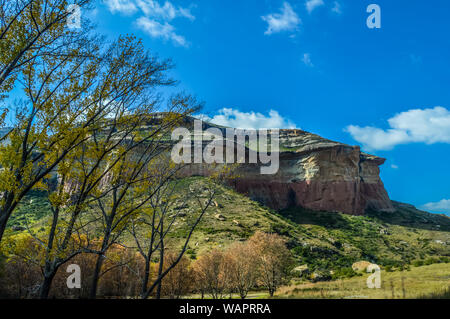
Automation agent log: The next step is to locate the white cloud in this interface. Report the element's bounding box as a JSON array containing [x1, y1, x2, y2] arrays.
[[305, 0, 324, 13], [390, 164, 399, 169], [331, 1, 342, 14], [104, 0, 194, 47], [302, 53, 313, 67], [262, 2, 301, 35], [104, 0, 138, 15], [136, 0, 195, 21], [345, 106, 450, 150], [136, 16, 188, 47], [105, 0, 194, 20], [200, 108, 297, 130], [422, 199, 450, 214]]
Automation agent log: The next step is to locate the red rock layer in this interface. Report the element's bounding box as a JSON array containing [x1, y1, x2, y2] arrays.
[[178, 130, 394, 215]]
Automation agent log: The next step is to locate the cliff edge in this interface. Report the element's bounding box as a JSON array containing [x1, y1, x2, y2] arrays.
[[230, 129, 394, 215], [179, 119, 394, 215]]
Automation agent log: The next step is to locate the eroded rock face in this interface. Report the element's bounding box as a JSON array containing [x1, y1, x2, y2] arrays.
[[181, 127, 394, 215], [231, 144, 393, 215]]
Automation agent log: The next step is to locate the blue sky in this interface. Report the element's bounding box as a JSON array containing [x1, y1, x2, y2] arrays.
[[71, 1, 450, 214]]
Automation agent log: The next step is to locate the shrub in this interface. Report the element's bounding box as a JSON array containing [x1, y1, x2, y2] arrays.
[[160, 253, 194, 299], [186, 249, 197, 260], [424, 257, 438, 265], [331, 267, 359, 280], [439, 256, 450, 263], [412, 260, 424, 267]]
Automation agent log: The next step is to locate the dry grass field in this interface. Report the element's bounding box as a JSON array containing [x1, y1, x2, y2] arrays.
[[276, 263, 450, 299]]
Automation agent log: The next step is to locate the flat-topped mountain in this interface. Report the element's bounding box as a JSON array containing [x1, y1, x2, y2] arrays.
[[2, 114, 394, 215], [176, 115, 394, 215], [234, 129, 393, 215]]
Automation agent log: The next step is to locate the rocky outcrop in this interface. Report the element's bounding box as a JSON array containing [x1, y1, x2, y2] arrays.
[[180, 126, 394, 216], [352, 261, 372, 272]]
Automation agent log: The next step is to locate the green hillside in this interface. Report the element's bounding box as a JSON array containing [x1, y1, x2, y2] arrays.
[[6, 177, 450, 278]]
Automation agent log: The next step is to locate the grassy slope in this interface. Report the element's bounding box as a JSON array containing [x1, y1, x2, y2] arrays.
[[142, 178, 450, 273], [5, 177, 450, 273], [276, 263, 450, 299], [5, 190, 51, 232]]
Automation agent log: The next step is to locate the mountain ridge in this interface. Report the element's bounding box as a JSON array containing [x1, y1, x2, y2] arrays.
[[174, 115, 393, 215]]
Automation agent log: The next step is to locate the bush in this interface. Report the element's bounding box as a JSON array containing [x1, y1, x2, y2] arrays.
[[439, 256, 450, 263], [331, 267, 359, 280], [412, 260, 424, 267], [186, 249, 197, 260], [160, 253, 194, 299], [412, 256, 447, 267], [424, 257, 438, 265]]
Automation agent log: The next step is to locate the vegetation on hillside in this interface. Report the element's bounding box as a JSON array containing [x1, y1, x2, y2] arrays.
[[161, 178, 449, 276], [4, 177, 449, 297], [276, 263, 450, 299]]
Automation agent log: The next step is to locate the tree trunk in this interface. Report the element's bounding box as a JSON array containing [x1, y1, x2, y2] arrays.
[[0, 196, 15, 243], [155, 221, 164, 299], [140, 258, 150, 298], [89, 253, 105, 299], [90, 220, 112, 299], [0, 212, 8, 243], [39, 271, 56, 299], [155, 256, 163, 299]]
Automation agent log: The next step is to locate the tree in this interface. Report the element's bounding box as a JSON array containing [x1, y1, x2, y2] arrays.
[[160, 252, 193, 299], [0, 233, 42, 298], [130, 176, 220, 299], [92, 245, 142, 298], [0, 0, 182, 244], [0, 0, 93, 99], [86, 149, 190, 299], [192, 259, 208, 299], [248, 231, 292, 297], [0, 0, 101, 242], [225, 241, 258, 299], [17, 35, 195, 298], [192, 249, 227, 299], [0, 1, 232, 300]]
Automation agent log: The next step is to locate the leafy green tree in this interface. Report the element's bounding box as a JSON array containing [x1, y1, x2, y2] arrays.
[[0, 0, 93, 99], [0, 0, 100, 241], [32, 35, 197, 298]]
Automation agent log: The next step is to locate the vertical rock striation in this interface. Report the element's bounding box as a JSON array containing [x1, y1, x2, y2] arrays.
[[181, 127, 394, 215], [231, 129, 394, 215]]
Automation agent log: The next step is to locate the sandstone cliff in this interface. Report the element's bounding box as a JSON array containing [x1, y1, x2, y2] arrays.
[[179, 119, 394, 216], [84, 115, 393, 216], [231, 129, 394, 215]]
